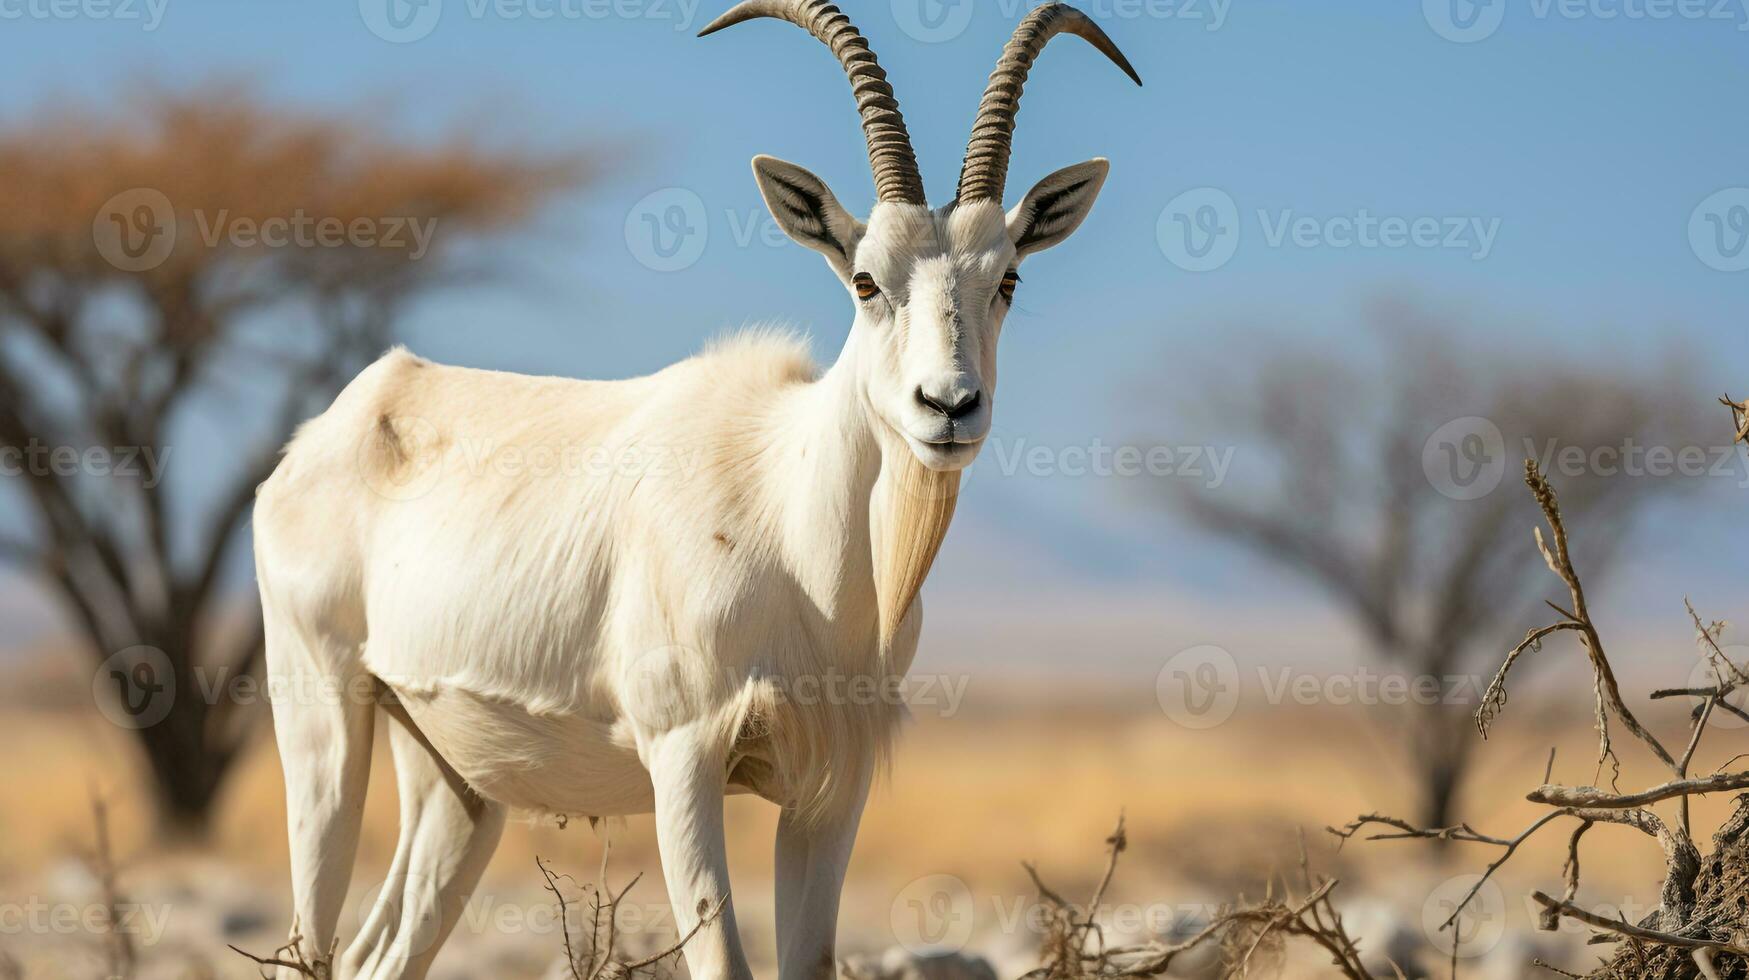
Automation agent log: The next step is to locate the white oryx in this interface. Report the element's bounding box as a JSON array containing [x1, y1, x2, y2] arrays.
[[253, 2, 1139, 977]]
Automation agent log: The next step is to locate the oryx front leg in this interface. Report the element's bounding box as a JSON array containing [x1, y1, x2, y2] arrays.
[[647, 730, 754, 980], [774, 776, 869, 980]]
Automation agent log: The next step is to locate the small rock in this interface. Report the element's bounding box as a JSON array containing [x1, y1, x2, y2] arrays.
[[841, 947, 998, 980], [221, 906, 272, 938]]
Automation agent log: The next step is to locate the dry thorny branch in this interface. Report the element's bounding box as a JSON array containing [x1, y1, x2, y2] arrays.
[[1017, 815, 1395, 979], [229, 933, 336, 980], [1332, 448, 1749, 979], [86, 792, 136, 980], [1722, 395, 1749, 446], [538, 843, 726, 980], [230, 845, 720, 980]]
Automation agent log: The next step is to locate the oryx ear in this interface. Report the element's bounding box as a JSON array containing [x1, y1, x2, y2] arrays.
[[1006, 159, 1110, 258], [752, 155, 865, 279]]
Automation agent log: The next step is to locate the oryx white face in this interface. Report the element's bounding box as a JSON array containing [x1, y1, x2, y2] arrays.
[[752, 155, 1112, 472]]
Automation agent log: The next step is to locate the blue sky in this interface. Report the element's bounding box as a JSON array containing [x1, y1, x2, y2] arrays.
[[1, 0, 1745, 672]]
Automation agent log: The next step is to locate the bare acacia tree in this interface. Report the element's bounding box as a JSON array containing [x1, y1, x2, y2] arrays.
[[0, 88, 588, 835], [1167, 303, 1704, 830]]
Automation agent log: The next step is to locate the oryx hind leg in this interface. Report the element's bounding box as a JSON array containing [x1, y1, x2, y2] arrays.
[[341, 703, 506, 980], [263, 589, 376, 979]]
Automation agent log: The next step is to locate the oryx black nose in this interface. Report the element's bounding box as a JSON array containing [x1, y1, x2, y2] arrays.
[[915, 386, 982, 420]]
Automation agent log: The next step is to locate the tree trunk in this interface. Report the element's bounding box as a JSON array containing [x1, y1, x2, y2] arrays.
[[125, 660, 239, 841], [1413, 709, 1474, 843], [145, 747, 227, 841], [1418, 760, 1461, 834]]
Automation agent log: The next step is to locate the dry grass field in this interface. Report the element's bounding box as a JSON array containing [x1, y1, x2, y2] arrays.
[[0, 658, 1731, 979]]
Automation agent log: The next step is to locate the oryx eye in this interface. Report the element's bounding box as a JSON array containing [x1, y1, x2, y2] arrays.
[[998, 270, 1021, 303], [853, 273, 880, 301]]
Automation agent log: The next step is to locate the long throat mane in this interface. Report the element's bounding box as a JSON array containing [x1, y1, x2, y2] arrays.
[[869, 426, 961, 652], [777, 329, 963, 655]]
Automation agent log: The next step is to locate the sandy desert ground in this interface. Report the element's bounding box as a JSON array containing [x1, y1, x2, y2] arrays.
[[0, 658, 1732, 979]]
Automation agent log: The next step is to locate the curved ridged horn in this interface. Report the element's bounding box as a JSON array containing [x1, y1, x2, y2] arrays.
[[700, 0, 926, 205], [957, 4, 1142, 204]]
